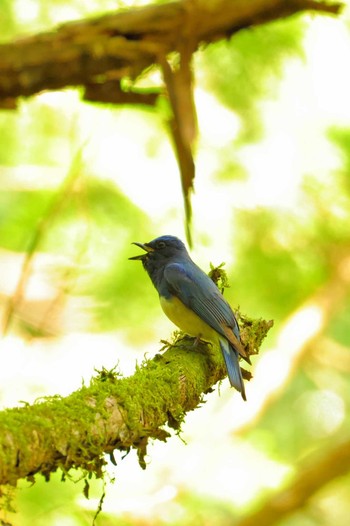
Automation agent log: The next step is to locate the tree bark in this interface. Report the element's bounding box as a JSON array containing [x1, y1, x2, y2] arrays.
[[0, 316, 272, 486]]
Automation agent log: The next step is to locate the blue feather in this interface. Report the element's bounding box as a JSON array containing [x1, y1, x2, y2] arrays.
[[219, 339, 246, 401], [164, 262, 241, 343]]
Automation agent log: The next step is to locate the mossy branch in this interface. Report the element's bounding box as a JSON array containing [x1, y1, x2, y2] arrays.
[[0, 314, 272, 487]]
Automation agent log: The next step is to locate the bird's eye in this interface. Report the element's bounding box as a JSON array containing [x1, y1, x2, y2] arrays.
[[157, 241, 166, 249]]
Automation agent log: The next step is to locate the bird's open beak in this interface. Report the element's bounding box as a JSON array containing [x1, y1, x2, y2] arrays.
[[129, 242, 154, 260]]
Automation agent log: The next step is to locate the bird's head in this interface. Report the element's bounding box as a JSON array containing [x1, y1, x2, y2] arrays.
[[129, 235, 187, 266]]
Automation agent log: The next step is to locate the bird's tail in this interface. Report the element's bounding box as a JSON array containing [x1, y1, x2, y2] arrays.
[[219, 338, 246, 401]]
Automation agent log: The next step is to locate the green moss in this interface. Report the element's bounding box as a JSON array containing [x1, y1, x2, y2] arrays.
[[0, 309, 273, 497], [237, 311, 274, 358]]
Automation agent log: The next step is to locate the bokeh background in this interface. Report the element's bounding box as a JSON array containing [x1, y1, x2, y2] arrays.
[[1, 1, 350, 525]]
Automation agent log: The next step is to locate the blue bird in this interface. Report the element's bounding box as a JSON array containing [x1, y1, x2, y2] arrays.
[[129, 235, 249, 400]]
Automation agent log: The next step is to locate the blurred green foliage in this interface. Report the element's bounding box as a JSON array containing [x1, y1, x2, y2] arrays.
[[200, 17, 304, 141]]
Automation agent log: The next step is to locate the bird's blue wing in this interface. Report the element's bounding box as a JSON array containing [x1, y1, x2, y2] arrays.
[[164, 261, 248, 398], [163, 261, 241, 344]]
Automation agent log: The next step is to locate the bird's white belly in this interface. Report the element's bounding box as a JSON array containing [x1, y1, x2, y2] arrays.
[[159, 295, 218, 343]]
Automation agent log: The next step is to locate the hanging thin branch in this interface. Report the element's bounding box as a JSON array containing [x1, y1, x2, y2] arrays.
[[160, 50, 196, 247]]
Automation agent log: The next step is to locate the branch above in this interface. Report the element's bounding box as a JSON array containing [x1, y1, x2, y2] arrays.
[[0, 0, 343, 107]]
